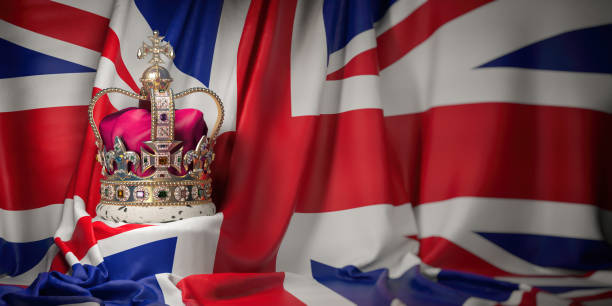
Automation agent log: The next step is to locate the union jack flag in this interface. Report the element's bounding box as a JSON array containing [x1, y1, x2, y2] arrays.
[[1, 0, 611, 305]]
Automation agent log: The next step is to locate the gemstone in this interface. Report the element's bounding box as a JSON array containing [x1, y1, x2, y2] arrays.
[[104, 188, 109, 197], [158, 190, 168, 198], [157, 127, 169, 137], [136, 191, 145, 198], [160, 113, 168, 121], [158, 156, 169, 165], [117, 189, 124, 198], [198, 188, 204, 197]]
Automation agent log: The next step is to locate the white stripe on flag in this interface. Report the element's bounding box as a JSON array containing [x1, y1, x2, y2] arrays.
[[276, 203, 420, 278], [208, 0, 250, 134], [93, 213, 224, 277], [155, 273, 186, 306], [536, 291, 572, 306], [374, 0, 426, 34], [0, 73, 95, 112], [283, 272, 355, 305], [327, 28, 376, 74], [327, 0, 423, 74], [416, 197, 602, 240], [0, 204, 63, 243], [54, 196, 90, 241], [93, 56, 133, 92], [105, 1, 243, 136], [290, 0, 328, 117], [558, 288, 612, 299], [0, 19, 100, 70], [497, 275, 612, 288], [416, 197, 603, 276], [106, 0, 153, 91], [291, 0, 612, 117], [379, 0, 612, 116]]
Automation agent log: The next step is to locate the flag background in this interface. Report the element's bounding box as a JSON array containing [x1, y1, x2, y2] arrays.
[[1, 0, 612, 305]]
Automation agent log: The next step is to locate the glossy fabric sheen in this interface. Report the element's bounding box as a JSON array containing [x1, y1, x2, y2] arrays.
[[99, 107, 207, 176], [99, 107, 207, 153]]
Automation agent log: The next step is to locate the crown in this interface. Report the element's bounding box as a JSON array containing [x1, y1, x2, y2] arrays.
[[88, 31, 224, 223]]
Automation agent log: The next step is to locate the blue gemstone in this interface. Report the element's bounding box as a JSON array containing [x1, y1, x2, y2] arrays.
[[160, 113, 168, 121]]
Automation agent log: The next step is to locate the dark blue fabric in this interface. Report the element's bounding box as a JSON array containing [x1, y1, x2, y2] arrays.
[[311, 261, 534, 306], [0, 237, 54, 277], [477, 232, 612, 270], [0, 38, 95, 79], [103, 237, 177, 281], [312, 261, 469, 306], [134, 0, 224, 87], [323, 0, 396, 58], [0, 238, 177, 305], [436, 269, 517, 301], [311, 260, 394, 305], [536, 286, 607, 294], [478, 24, 612, 73]]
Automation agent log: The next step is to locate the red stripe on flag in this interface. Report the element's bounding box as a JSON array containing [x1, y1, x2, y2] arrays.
[[378, 0, 493, 70], [326, 0, 493, 80], [415, 103, 612, 206], [213, 0, 304, 273], [0, 106, 87, 210], [420, 236, 516, 277], [101, 29, 140, 92], [326, 48, 379, 80], [293, 109, 411, 213], [54, 217, 96, 260], [518, 288, 540, 306], [420, 236, 596, 278], [92, 221, 150, 241], [571, 290, 612, 304], [213, 0, 610, 271], [176, 272, 303, 306], [293, 103, 612, 212], [0, 0, 109, 52], [49, 252, 69, 274], [72, 87, 119, 215], [54, 215, 149, 261]]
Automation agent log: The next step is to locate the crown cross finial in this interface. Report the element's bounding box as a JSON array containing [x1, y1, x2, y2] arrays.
[[137, 30, 175, 64]]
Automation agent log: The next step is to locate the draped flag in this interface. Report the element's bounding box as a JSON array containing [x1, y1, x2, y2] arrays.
[[1, 0, 612, 305]]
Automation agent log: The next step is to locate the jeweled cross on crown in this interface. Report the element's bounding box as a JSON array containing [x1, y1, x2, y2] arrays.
[[137, 30, 175, 64]]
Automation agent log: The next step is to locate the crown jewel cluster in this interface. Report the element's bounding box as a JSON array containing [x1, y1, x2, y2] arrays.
[[89, 31, 224, 208]]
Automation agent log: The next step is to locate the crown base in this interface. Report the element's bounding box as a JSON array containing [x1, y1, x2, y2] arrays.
[[100, 178, 212, 204], [96, 201, 215, 224]]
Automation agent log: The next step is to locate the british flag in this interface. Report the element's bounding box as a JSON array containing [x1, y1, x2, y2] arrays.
[[1, 0, 612, 305]]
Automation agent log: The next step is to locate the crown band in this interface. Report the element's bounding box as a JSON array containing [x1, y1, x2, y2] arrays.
[[100, 178, 211, 205]]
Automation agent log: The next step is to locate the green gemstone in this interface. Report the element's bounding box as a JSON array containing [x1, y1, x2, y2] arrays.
[[198, 189, 204, 197], [158, 190, 168, 198]]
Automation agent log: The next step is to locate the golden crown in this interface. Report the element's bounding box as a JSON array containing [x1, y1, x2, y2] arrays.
[[88, 31, 223, 223]]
